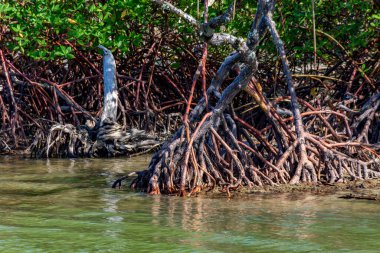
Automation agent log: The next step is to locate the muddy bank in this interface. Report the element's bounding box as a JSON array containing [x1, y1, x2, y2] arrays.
[[197, 179, 380, 200]]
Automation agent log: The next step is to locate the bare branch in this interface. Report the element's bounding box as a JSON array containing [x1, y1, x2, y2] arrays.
[[207, 0, 243, 29], [208, 33, 246, 50], [151, 0, 245, 50], [151, 0, 199, 27]]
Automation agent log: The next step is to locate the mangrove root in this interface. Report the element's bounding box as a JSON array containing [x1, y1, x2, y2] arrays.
[[124, 0, 380, 195]]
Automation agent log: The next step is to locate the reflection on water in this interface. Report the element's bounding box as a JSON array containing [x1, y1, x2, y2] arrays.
[[0, 156, 380, 252]]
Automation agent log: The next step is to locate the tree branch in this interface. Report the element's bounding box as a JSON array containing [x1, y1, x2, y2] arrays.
[[151, 0, 245, 50], [151, 0, 199, 27]]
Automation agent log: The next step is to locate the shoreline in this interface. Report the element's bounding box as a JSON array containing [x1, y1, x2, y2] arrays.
[[216, 179, 380, 200], [2, 152, 380, 201]]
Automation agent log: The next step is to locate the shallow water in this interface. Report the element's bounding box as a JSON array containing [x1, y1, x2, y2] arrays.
[[0, 156, 380, 252]]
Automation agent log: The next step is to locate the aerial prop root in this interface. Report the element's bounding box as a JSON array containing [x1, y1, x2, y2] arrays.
[[116, 0, 380, 195], [126, 93, 380, 195]]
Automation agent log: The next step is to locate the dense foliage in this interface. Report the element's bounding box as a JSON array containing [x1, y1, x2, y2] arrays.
[[1, 0, 378, 62], [1, 0, 151, 59]]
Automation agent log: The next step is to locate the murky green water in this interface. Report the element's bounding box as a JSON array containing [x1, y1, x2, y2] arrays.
[[1, 156, 380, 252]]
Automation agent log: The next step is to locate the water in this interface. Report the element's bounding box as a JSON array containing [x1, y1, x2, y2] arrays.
[[1, 156, 380, 253]]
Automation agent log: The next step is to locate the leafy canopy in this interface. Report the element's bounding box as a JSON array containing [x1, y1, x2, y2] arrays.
[[0, 0, 378, 62]]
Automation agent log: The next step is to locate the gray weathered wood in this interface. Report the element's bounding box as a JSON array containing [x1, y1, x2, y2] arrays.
[[98, 45, 118, 125]]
